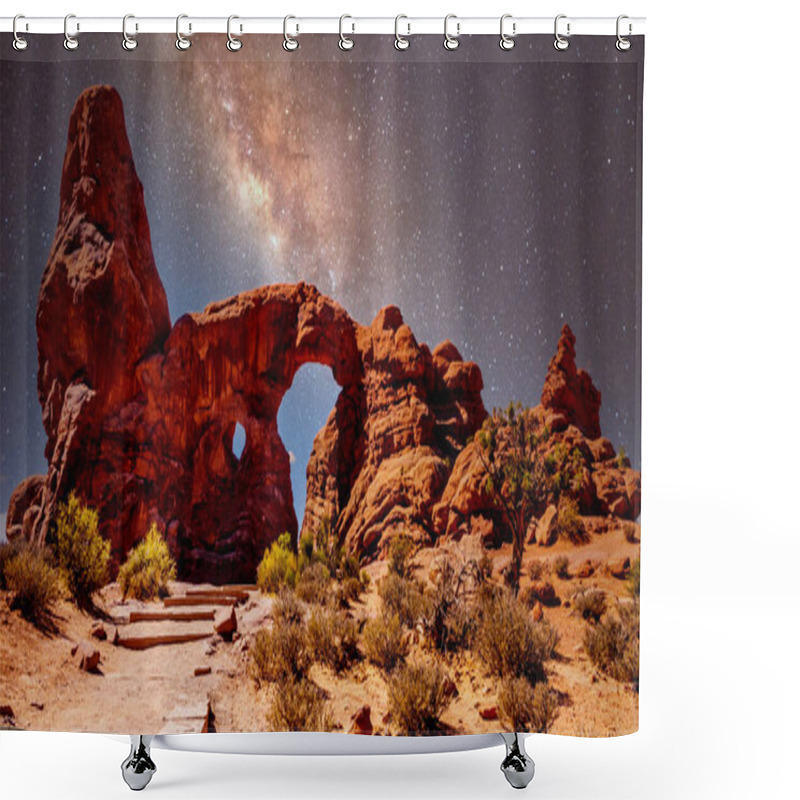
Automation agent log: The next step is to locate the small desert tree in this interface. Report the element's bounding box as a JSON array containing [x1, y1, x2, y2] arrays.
[[475, 403, 551, 593]]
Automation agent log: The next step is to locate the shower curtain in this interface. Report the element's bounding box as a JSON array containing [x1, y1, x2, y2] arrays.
[[0, 29, 643, 737]]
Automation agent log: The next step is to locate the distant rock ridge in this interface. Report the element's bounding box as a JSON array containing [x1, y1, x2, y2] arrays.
[[5, 85, 639, 583]]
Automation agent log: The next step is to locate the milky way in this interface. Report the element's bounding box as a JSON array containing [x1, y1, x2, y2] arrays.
[[0, 33, 643, 522]]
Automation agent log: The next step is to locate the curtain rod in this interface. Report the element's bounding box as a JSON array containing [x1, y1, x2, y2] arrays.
[[1, 16, 646, 37]]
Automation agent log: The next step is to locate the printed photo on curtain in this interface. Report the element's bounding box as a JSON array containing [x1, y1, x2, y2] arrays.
[[0, 29, 643, 740]]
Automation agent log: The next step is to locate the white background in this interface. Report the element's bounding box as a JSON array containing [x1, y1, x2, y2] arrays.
[[2, 1, 799, 798]]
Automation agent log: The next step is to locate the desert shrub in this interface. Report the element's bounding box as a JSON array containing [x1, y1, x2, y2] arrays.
[[529, 559, 546, 581], [272, 588, 306, 625], [616, 446, 628, 469], [627, 557, 641, 598], [267, 677, 332, 731], [476, 588, 559, 685], [363, 612, 408, 672], [250, 615, 310, 684], [421, 558, 481, 653], [306, 605, 359, 671], [297, 531, 316, 574], [556, 496, 588, 544], [572, 588, 607, 623], [498, 677, 560, 733], [379, 572, 427, 628], [0, 538, 28, 590], [257, 532, 297, 593], [387, 659, 452, 735], [553, 555, 570, 580], [584, 602, 639, 688], [117, 524, 176, 601], [54, 493, 110, 606], [5, 546, 61, 624], [387, 533, 414, 579], [295, 561, 333, 605]]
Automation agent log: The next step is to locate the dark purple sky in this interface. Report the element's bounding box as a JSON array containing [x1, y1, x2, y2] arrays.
[[0, 33, 643, 525]]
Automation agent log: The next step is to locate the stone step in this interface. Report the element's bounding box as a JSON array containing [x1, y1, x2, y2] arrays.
[[163, 596, 237, 608], [184, 587, 249, 602], [116, 621, 215, 650], [160, 699, 213, 734], [128, 608, 216, 623]]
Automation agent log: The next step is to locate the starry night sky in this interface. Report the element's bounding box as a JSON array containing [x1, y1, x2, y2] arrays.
[[0, 34, 643, 525]]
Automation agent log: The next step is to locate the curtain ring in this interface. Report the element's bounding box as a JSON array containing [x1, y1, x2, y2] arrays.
[[283, 15, 299, 51], [339, 14, 354, 50], [499, 14, 515, 51], [554, 14, 570, 51], [63, 14, 79, 51], [176, 14, 191, 50], [12, 15, 28, 51], [227, 15, 242, 51], [122, 14, 138, 51], [394, 15, 410, 51], [443, 14, 459, 51], [616, 15, 632, 51]]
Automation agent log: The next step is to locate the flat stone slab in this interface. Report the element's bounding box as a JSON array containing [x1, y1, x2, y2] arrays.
[[116, 621, 215, 650], [160, 700, 212, 733], [163, 596, 237, 607], [128, 608, 216, 623]]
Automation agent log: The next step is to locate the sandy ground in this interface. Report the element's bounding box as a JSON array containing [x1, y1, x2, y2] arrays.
[[0, 520, 638, 737]]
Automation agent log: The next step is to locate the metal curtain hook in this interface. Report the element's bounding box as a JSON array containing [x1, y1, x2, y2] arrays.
[[12, 14, 28, 51], [444, 14, 459, 51], [64, 13, 79, 51], [122, 14, 138, 51], [283, 15, 299, 51], [227, 15, 242, 51], [176, 14, 191, 50], [500, 14, 515, 51], [394, 15, 410, 50], [616, 14, 632, 51], [339, 14, 354, 50], [554, 14, 570, 51]]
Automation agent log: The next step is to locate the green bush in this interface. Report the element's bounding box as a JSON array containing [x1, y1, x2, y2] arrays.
[[257, 532, 297, 594], [250, 614, 310, 685], [387, 533, 414, 579], [267, 677, 332, 731], [584, 602, 639, 689], [295, 561, 333, 605], [553, 555, 570, 580], [387, 659, 452, 735], [117, 524, 176, 601], [572, 588, 607, 623], [498, 677, 560, 733], [362, 612, 408, 672], [556, 496, 588, 544], [54, 493, 110, 606], [5, 545, 61, 624], [379, 572, 427, 628], [306, 605, 359, 671], [476, 588, 559, 685]]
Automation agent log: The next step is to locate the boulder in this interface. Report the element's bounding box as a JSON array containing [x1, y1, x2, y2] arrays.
[[71, 641, 100, 673], [532, 505, 559, 547], [532, 601, 544, 622], [90, 620, 107, 641], [214, 606, 237, 640], [609, 557, 632, 579], [479, 706, 498, 721], [349, 705, 373, 735]]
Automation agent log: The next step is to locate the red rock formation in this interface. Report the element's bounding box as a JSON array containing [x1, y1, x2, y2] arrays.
[[5, 86, 486, 582], [541, 324, 602, 439], [6, 85, 637, 584]]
